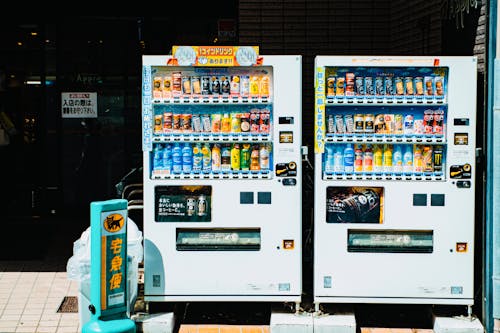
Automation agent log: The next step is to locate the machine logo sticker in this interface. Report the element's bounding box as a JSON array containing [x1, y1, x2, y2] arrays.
[[103, 213, 124, 233], [283, 240, 294, 250]]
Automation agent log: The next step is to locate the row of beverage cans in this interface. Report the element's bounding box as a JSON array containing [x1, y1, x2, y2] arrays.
[[326, 109, 445, 136], [153, 73, 271, 99], [324, 143, 443, 175], [152, 142, 271, 175], [326, 74, 445, 98], [154, 108, 271, 135]]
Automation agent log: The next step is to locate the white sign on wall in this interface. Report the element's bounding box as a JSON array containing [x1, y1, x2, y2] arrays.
[[61, 92, 97, 118]]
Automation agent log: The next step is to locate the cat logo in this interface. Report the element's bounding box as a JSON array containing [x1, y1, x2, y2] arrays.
[[103, 213, 124, 233]]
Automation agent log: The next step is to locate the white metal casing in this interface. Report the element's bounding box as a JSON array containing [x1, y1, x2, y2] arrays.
[[142, 55, 303, 302], [313, 56, 477, 305]]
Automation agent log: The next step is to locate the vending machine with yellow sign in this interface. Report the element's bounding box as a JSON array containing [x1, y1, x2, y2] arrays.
[[313, 56, 477, 309], [141, 46, 302, 304]]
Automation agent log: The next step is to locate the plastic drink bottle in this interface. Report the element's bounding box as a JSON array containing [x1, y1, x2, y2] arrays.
[[403, 145, 413, 174], [354, 144, 363, 173], [383, 144, 393, 174], [202, 143, 212, 173], [172, 143, 183, 174], [163, 143, 172, 174], [192, 143, 203, 173], [259, 143, 270, 170], [343, 143, 354, 173], [153, 144, 163, 172], [231, 143, 241, 171], [325, 144, 335, 174], [373, 145, 383, 173], [363, 144, 373, 172], [211, 143, 221, 172], [182, 142, 193, 173], [333, 147, 344, 173], [393, 145, 403, 173]]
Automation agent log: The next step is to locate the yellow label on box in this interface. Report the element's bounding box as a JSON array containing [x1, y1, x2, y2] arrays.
[[171, 46, 259, 67]]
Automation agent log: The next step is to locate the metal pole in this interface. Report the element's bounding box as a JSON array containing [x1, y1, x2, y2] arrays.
[[486, 1, 498, 332]]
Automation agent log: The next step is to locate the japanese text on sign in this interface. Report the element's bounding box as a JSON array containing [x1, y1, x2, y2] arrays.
[[61, 92, 97, 118]]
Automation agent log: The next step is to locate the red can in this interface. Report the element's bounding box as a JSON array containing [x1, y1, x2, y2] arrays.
[[423, 111, 434, 135], [250, 110, 260, 133], [433, 110, 444, 135]]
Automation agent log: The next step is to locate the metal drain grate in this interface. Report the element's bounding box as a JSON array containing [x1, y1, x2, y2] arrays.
[[57, 296, 79, 313]]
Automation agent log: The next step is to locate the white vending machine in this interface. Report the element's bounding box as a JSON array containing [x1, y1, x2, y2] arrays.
[[141, 46, 302, 304], [313, 56, 477, 308]]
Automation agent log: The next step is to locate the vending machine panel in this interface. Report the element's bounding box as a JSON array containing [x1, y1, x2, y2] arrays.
[[314, 56, 477, 306]]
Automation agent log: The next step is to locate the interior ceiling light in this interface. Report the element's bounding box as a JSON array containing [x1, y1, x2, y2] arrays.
[[31, 32, 38, 36], [17, 42, 22, 46]]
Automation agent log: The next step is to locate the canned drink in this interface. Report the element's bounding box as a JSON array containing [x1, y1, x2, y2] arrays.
[[260, 75, 270, 96], [250, 110, 260, 133], [172, 113, 181, 133], [191, 76, 201, 95], [365, 77, 374, 96], [153, 76, 162, 100], [259, 110, 270, 133], [239, 75, 250, 97], [344, 114, 354, 134], [354, 114, 365, 133], [414, 119, 424, 135], [345, 73, 355, 96], [364, 114, 374, 133], [192, 114, 202, 132], [374, 114, 386, 134], [335, 114, 345, 134], [423, 145, 433, 172], [394, 114, 404, 135], [327, 114, 335, 134], [230, 75, 240, 95], [433, 145, 443, 173], [181, 113, 192, 132], [154, 114, 162, 134], [433, 110, 444, 135], [240, 113, 250, 132], [163, 76, 172, 99], [201, 114, 211, 133], [220, 76, 231, 95], [163, 112, 173, 133], [423, 111, 434, 134], [395, 77, 404, 95], [384, 114, 395, 134], [424, 76, 434, 96], [197, 195, 207, 216], [415, 77, 424, 96], [172, 72, 182, 96], [211, 113, 221, 133], [326, 76, 336, 97], [336, 77, 345, 96], [404, 77, 414, 95], [403, 114, 414, 135], [435, 76, 444, 96], [375, 77, 384, 96], [186, 197, 196, 216], [182, 76, 192, 95], [384, 77, 394, 96], [355, 76, 365, 96], [201, 76, 211, 95], [211, 76, 221, 95]]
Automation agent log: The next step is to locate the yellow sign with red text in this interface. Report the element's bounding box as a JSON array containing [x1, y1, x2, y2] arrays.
[[171, 46, 260, 67]]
